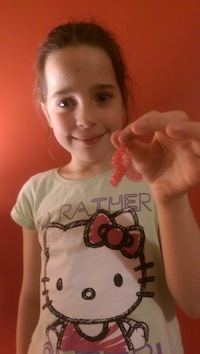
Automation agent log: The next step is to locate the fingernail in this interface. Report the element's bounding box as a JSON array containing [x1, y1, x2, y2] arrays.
[[134, 120, 148, 132], [171, 124, 185, 135]]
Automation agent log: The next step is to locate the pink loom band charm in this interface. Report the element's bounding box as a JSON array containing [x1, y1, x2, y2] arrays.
[[110, 147, 143, 187]]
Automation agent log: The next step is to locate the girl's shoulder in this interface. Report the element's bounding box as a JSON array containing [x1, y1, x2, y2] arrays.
[[17, 168, 59, 199], [24, 168, 58, 186], [28, 168, 56, 182]]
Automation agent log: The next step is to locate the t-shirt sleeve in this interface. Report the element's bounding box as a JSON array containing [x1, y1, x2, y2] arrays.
[[11, 179, 37, 231]]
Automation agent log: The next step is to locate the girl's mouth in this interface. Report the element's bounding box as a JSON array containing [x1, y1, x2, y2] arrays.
[[74, 133, 106, 145]]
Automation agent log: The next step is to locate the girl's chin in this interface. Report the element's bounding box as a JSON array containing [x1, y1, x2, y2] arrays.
[[74, 149, 114, 166]]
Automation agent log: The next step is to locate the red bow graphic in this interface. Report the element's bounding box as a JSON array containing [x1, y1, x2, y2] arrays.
[[84, 210, 144, 259]]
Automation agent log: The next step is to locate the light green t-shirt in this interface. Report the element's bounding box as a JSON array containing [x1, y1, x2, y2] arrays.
[[11, 169, 183, 354]]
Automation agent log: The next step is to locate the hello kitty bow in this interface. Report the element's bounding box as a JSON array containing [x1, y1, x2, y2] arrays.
[[84, 209, 144, 258]]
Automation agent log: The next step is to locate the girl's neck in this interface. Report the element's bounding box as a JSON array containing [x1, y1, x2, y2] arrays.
[[58, 157, 113, 180]]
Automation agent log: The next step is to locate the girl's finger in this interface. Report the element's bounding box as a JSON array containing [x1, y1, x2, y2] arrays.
[[111, 130, 122, 148], [132, 111, 189, 135], [115, 111, 189, 146], [166, 121, 200, 141]]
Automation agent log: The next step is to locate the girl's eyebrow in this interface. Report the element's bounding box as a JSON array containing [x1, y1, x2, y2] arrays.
[[52, 88, 73, 98], [52, 84, 116, 98], [90, 84, 116, 91]]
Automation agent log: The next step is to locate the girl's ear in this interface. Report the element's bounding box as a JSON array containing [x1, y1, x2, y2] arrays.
[[41, 102, 52, 127]]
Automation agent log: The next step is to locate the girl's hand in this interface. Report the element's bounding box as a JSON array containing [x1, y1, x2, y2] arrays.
[[111, 111, 200, 201]]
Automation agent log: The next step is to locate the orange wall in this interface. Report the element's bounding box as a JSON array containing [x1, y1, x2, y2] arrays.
[[1, 0, 200, 352]]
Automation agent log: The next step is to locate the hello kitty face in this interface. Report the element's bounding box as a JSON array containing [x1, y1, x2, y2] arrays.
[[42, 208, 153, 323]]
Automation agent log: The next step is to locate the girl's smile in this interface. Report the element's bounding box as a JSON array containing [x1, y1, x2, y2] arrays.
[[41, 45, 124, 177], [73, 132, 107, 145]]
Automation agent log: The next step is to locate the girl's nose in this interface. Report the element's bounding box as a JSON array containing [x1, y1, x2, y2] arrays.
[[76, 105, 97, 128]]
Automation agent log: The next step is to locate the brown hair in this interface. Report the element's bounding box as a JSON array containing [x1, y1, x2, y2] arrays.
[[35, 21, 132, 118]]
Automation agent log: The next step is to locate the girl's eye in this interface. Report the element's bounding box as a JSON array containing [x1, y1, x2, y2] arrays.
[[96, 93, 112, 103], [58, 98, 75, 108]]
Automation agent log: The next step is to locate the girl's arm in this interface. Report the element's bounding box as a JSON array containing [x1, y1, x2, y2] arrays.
[[154, 193, 200, 318], [16, 228, 41, 354], [112, 111, 200, 318]]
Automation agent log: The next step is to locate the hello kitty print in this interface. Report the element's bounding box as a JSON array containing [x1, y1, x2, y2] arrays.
[[41, 208, 155, 353]]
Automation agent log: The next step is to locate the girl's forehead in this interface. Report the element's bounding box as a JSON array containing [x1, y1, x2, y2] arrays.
[[44, 45, 118, 92], [45, 45, 114, 75]]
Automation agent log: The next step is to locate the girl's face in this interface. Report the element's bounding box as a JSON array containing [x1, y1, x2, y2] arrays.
[[42, 45, 124, 175]]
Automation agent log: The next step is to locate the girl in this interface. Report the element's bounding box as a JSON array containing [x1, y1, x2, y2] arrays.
[[11, 21, 200, 354]]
